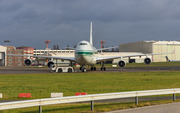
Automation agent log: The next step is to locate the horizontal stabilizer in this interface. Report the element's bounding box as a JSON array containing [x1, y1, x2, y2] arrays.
[[97, 46, 119, 51], [64, 47, 76, 50]]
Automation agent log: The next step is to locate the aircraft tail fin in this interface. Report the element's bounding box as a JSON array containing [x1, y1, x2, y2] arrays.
[[90, 22, 93, 46]]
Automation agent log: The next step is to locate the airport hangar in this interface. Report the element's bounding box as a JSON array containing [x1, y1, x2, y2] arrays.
[[0, 40, 179, 66]]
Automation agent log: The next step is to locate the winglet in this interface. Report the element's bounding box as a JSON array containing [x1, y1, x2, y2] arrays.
[[165, 56, 170, 62]]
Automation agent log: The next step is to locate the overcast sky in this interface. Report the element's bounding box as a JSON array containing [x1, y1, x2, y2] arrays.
[[0, 0, 180, 49]]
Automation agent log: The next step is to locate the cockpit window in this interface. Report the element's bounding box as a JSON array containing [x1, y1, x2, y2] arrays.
[[79, 43, 87, 45]]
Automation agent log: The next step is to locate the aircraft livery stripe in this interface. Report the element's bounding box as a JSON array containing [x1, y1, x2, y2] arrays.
[[75, 52, 94, 55]]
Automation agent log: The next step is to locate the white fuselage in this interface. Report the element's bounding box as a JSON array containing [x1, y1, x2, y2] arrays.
[[75, 40, 98, 65]]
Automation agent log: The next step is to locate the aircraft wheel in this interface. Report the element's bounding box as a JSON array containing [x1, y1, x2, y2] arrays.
[[58, 68, 62, 73], [91, 67, 93, 71], [101, 67, 103, 71], [104, 67, 106, 71], [68, 68, 72, 73], [93, 67, 96, 71], [82, 67, 86, 72]]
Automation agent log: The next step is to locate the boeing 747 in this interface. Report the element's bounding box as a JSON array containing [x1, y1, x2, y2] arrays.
[[7, 22, 175, 72]]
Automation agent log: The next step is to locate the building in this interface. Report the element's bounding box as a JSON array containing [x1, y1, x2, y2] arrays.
[[0, 45, 6, 66], [119, 41, 179, 62], [16, 46, 34, 59], [6, 46, 34, 66], [6, 46, 24, 66]]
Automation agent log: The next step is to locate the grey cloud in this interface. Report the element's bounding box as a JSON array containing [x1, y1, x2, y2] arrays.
[[13, 8, 39, 20], [1, 0, 180, 49], [0, 2, 23, 12]]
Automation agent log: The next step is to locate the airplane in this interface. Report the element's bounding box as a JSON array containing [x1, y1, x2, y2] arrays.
[[7, 22, 175, 72], [165, 56, 179, 62]]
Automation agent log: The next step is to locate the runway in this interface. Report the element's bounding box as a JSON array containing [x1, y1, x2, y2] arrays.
[[0, 65, 179, 74]]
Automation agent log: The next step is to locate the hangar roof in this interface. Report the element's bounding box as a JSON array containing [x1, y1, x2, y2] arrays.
[[145, 40, 180, 45]]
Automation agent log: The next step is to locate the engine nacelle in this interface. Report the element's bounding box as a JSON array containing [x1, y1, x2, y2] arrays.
[[24, 59, 32, 66], [144, 57, 151, 65], [47, 61, 55, 68], [118, 60, 126, 68]]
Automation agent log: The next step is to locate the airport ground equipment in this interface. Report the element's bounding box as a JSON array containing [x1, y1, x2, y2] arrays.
[[0, 88, 180, 112], [49, 65, 74, 73]]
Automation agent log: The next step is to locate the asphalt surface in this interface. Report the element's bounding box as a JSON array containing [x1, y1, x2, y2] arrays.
[[104, 102, 180, 113], [0, 65, 180, 74]]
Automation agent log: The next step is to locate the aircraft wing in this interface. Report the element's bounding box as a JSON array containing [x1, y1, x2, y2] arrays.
[[96, 50, 175, 61], [165, 56, 180, 62], [6, 54, 76, 62]]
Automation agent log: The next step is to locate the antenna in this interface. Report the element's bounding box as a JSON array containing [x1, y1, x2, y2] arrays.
[[100, 41, 106, 54], [45, 40, 51, 49]]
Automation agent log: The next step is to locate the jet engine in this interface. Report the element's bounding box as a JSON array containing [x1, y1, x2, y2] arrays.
[[144, 57, 151, 65], [118, 60, 126, 68], [24, 59, 32, 66], [47, 61, 55, 68]]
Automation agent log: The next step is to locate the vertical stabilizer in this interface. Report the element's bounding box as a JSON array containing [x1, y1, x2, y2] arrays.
[[90, 22, 93, 46]]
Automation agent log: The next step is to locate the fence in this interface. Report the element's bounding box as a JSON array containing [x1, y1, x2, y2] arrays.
[[0, 88, 180, 113]]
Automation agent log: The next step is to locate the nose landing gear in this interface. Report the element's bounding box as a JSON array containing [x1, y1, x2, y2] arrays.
[[80, 65, 86, 72]]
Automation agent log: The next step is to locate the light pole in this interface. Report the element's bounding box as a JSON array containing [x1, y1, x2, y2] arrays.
[[45, 40, 51, 63]]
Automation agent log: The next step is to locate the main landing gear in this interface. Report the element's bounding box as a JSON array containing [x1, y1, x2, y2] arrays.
[[101, 61, 106, 71], [80, 65, 96, 72], [90, 66, 96, 71]]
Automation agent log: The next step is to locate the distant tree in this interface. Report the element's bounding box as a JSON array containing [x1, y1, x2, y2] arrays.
[[57, 44, 59, 50], [102, 45, 105, 52], [66, 45, 69, 50], [102, 45, 104, 48], [106, 45, 108, 52], [115, 47, 119, 52], [111, 46, 114, 52], [73, 45, 77, 48], [53, 45, 57, 50]]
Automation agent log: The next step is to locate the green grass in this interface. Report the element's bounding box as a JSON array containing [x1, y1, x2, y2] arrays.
[[1, 71, 180, 99], [1, 71, 180, 112]]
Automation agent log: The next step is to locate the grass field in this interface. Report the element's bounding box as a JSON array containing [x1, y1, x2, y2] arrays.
[[1, 69, 180, 112], [1, 71, 180, 99], [0, 71, 180, 99]]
